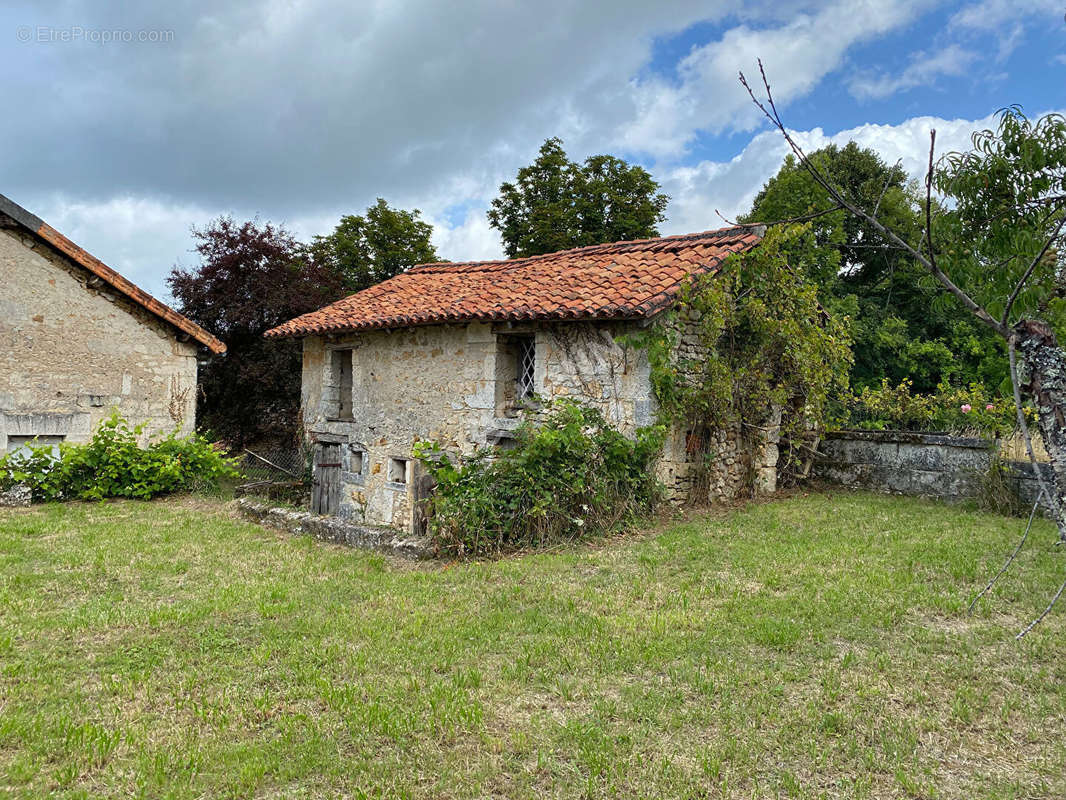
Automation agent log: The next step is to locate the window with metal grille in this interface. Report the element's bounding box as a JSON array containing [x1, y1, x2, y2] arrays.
[[516, 336, 536, 400]]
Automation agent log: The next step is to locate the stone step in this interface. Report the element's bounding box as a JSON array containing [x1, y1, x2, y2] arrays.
[[234, 498, 433, 560]]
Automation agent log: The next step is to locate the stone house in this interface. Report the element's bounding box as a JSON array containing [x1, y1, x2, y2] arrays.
[[265, 226, 777, 534], [0, 193, 225, 455]]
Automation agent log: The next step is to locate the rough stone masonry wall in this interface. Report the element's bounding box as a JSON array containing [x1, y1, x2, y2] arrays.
[[301, 320, 657, 533], [302, 316, 779, 533], [815, 430, 1054, 511], [0, 227, 199, 452], [656, 313, 779, 503]]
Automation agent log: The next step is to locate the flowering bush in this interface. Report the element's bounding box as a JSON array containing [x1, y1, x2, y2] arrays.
[[843, 379, 1029, 437]]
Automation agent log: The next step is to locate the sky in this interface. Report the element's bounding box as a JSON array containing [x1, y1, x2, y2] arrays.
[[1, 0, 1064, 301]]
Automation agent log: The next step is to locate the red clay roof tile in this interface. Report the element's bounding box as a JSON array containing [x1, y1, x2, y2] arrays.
[[265, 226, 762, 339]]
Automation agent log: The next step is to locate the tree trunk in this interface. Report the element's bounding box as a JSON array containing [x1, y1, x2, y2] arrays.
[[1014, 319, 1066, 541]]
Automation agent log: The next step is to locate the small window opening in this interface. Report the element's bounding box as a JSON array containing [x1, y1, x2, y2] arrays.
[[349, 446, 365, 474], [388, 457, 408, 484], [495, 333, 537, 416], [516, 336, 536, 401], [331, 349, 354, 419]]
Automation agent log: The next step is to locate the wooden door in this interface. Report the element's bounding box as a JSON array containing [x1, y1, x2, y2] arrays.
[[312, 442, 342, 515]]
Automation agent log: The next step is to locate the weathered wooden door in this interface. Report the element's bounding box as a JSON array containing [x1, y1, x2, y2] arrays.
[[311, 442, 342, 515]]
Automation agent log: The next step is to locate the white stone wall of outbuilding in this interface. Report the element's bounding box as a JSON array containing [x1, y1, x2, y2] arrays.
[[0, 227, 199, 453], [300, 316, 778, 534]]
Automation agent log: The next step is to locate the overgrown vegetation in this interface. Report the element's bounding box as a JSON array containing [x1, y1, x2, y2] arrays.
[[624, 224, 852, 494], [974, 449, 1030, 518], [841, 378, 1030, 437], [414, 400, 663, 557], [168, 218, 345, 447], [0, 413, 238, 502], [742, 141, 1007, 396]]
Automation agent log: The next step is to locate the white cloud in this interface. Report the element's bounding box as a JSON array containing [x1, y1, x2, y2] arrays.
[[949, 0, 1061, 61], [0, 0, 737, 212], [658, 113, 1005, 234], [615, 0, 935, 157], [949, 0, 1059, 31], [6, 0, 1051, 305], [38, 112, 1020, 305], [849, 45, 977, 100], [426, 211, 503, 264], [31, 195, 213, 302]]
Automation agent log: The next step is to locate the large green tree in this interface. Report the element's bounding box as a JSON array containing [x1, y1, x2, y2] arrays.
[[744, 66, 1066, 620], [488, 138, 669, 257], [742, 142, 1005, 393], [311, 198, 440, 292]]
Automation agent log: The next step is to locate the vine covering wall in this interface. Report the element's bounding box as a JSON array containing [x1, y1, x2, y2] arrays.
[[623, 224, 853, 499]]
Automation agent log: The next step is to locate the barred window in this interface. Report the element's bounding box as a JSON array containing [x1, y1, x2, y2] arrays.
[[516, 336, 536, 400]]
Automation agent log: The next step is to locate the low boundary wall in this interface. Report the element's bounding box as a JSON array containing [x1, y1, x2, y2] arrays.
[[814, 430, 1053, 510]]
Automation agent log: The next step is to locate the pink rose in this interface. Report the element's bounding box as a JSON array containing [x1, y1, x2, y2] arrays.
[[985, 403, 994, 411], [961, 404, 972, 413]]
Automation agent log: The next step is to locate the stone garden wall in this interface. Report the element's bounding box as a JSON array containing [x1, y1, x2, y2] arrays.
[[815, 430, 1053, 511]]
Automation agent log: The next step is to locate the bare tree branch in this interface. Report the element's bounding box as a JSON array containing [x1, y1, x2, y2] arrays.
[[1001, 213, 1066, 326], [716, 204, 845, 229], [968, 488, 1043, 613], [923, 130, 938, 272], [871, 162, 899, 220], [739, 62, 1009, 339], [1016, 574, 1066, 640]]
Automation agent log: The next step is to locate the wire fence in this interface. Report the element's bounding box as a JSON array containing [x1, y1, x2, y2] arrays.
[[236, 445, 310, 505]]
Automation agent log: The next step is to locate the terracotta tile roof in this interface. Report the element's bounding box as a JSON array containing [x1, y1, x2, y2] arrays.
[[0, 193, 226, 354], [265, 226, 763, 338]]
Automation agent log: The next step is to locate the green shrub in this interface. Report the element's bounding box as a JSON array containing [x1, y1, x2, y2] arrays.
[[0, 413, 240, 502], [843, 379, 1028, 438], [414, 400, 664, 557]]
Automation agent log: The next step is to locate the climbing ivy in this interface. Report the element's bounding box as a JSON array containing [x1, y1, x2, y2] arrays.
[[623, 224, 853, 488]]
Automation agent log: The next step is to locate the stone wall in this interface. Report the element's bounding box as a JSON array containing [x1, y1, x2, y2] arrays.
[[815, 430, 1054, 510], [654, 311, 779, 502], [300, 317, 779, 533], [0, 227, 199, 452], [235, 498, 431, 560], [301, 319, 657, 532]]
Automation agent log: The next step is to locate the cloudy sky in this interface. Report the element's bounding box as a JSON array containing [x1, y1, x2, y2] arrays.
[[2, 0, 1063, 300]]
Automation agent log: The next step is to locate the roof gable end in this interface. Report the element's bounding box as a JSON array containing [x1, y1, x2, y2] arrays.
[[0, 193, 225, 354]]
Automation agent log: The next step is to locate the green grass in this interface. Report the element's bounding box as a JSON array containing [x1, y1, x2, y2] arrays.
[[1, 492, 1064, 799]]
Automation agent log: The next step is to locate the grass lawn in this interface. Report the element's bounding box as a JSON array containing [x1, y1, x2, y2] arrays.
[[1, 492, 1064, 799]]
